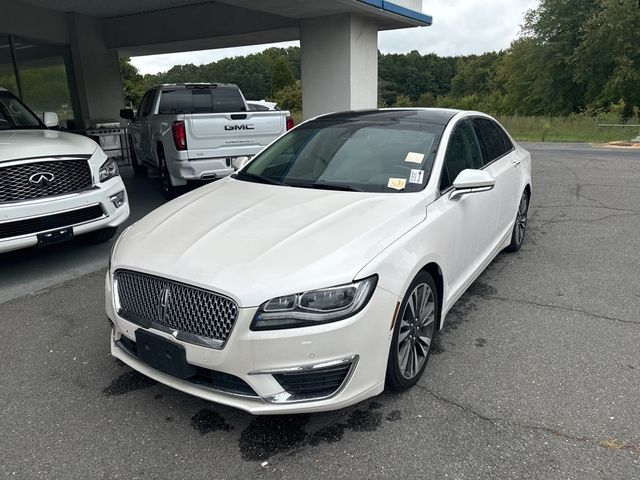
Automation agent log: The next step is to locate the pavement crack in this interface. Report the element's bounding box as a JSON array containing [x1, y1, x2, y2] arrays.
[[417, 385, 640, 456], [476, 294, 638, 326]]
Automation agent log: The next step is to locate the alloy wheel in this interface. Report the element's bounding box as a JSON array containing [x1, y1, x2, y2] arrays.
[[515, 192, 529, 246], [397, 283, 436, 380]]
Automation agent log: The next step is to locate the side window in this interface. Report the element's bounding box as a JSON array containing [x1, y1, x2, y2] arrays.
[[496, 123, 514, 152], [440, 120, 483, 191], [136, 91, 150, 118], [141, 90, 156, 116], [473, 118, 509, 164]]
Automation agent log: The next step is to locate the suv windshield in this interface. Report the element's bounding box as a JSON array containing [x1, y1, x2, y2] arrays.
[[0, 91, 43, 130], [235, 112, 445, 193]]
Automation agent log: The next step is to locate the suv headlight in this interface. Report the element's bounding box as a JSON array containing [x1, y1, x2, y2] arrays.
[[251, 276, 377, 330], [99, 157, 119, 182]]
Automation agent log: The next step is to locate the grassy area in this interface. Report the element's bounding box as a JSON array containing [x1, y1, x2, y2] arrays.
[[289, 110, 639, 144], [496, 115, 640, 143]]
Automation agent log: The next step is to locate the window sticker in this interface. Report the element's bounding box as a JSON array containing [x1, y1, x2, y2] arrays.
[[387, 178, 407, 190], [409, 169, 424, 184], [404, 152, 424, 164]]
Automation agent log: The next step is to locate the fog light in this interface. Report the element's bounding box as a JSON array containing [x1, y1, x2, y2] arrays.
[[110, 191, 125, 208]]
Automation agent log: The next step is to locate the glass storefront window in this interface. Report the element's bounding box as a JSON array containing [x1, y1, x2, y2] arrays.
[[0, 36, 18, 94], [13, 37, 75, 128]]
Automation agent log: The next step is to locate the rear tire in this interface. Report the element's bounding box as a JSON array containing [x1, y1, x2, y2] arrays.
[[158, 147, 180, 200], [81, 227, 118, 244], [386, 271, 439, 391], [505, 189, 530, 252], [129, 136, 147, 175]]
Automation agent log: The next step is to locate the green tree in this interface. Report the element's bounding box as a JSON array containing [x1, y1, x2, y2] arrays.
[[272, 80, 302, 111], [119, 57, 146, 107], [270, 56, 295, 96], [572, 0, 640, 116]]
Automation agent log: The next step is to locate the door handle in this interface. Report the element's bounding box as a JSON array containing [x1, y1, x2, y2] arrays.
[[512, 158, 521, 167]]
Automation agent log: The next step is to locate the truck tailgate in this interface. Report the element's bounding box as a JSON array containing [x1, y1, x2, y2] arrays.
[[185, 111, 286, 160]]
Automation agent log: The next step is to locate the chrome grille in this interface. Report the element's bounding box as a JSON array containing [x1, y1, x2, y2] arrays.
[[115, 270, 239, 348], [0, 158, 93, 203]]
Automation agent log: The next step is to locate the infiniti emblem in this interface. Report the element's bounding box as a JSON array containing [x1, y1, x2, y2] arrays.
[[29, 172, 55, 186]]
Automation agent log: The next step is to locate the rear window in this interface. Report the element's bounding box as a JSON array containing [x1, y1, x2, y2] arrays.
[[158, 86, 246, 114]]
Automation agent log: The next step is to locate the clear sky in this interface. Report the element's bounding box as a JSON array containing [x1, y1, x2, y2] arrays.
[[131, 0, 539, 75]]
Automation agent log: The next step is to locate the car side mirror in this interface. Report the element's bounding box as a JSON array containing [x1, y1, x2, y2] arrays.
[[120, 108, 135, 120], [450, 169, 495, 200], [43, 112, 59, 128], [233, 156, 251, 171]]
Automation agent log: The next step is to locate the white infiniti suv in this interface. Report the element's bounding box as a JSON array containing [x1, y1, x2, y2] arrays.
[[0, 89, 129, 253]]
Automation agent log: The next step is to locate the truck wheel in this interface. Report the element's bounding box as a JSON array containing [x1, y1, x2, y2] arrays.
[[158, 148, 180, 200], [129, 136, 147, 175]]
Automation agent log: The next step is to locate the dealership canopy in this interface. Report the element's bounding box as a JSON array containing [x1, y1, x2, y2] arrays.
[[1, 0, 432, 127]]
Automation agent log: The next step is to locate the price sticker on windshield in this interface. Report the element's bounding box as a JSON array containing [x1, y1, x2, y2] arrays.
[[409, 169, 425, 184], [388, 178, 407, 190], [404, 152, 424, 164]]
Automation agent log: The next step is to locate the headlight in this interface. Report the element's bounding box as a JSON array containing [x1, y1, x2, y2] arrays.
[[251, 276, 377, 330], [99, 157, 119, 182]]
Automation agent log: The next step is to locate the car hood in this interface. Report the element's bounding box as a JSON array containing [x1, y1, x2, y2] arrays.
[[113, 178, 427, 306], [0, 130, 98, 162]]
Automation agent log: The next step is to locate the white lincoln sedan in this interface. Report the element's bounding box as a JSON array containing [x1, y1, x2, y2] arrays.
[[106, 109, 531, 414]]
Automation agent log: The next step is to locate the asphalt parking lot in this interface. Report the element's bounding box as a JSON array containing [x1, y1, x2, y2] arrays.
[[1, 143, 639, 479]]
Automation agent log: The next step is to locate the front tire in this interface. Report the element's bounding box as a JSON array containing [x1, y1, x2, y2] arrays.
[[386, 271, 439, 391], [505, 189, 530, 252]]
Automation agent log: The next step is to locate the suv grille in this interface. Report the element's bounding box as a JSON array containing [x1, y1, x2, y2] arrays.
[[0, 158, 93, 203], [115, 270, 239, 348]]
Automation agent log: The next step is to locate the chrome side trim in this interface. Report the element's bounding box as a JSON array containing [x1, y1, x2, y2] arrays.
[[253, 355, 359, 405]]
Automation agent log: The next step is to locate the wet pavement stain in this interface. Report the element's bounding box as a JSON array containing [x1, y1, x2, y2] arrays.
[[386, 409, 402, 422], [239, 414, 310, 461], [432, 294, 478, 355], [346, 409, 382, 432], [368, 401, 383, 410], [310, 424, 345, 446], [102, 371, 156, 397], [191, 409, 234, 434]]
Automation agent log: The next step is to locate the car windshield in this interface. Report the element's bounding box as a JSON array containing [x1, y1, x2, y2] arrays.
[[235, 112, 445, 193], [0, 91, 43, 130]]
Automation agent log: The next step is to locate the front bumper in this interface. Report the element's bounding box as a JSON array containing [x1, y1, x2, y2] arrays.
[[0, 176, 130, 253], [106, 275, 397, 414]]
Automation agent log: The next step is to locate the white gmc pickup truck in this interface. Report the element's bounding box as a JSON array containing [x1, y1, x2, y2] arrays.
[[121, 83, 293, 198]]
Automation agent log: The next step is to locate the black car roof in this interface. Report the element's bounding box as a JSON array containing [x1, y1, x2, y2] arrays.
[[317, 108, 463, 126]]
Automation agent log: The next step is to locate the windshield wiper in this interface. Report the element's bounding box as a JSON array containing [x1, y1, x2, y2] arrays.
[[289, 181, 363, 192], [232, 172, 284, 186]]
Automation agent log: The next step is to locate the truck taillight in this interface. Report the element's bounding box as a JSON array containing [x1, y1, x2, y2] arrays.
[[172, 121, 187, 151], [286, 116, 294, 131]]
